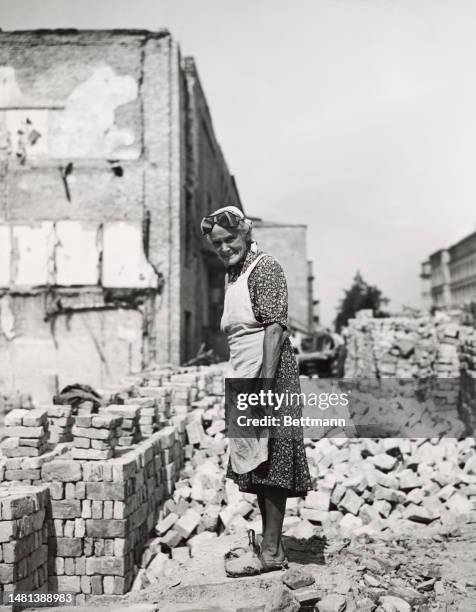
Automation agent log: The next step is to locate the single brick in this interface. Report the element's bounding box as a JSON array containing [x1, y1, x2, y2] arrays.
[[42, 461, 82, 482], [86, 482, 126, 501], [86, 519, 127, 538], [50, 500, 81, 519], [5, 426, 45, 438], [71, 448, 113, 461], [86, 556, 125, 576], [22, 410, 47, 427]]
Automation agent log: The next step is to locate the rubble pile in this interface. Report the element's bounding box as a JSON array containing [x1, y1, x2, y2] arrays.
[[300, 435, 476, 540], [1, 350, 476, 604], [1, 409, 49, 458], [132, 405, 476, 590], [345, 386, 465, 439], [344, 310, 466, 380], [460, 328, 476, 432]]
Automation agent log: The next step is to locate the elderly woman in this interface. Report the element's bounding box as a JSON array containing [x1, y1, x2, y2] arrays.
[[201, 205, 311, 576]]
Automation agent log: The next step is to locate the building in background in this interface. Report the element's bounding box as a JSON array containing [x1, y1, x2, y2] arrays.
[[0, 29, 241, 398], [421, 229, 476, 309], [250, 219, 316, 333]]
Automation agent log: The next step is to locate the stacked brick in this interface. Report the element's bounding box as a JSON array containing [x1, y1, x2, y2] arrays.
[[99, 405, 140, 447], [460, 328, 476, 432], [38, 426, 185, 601], [345, 312, 439, 380], [342, 311, 473, 435], [126, 394, 158, 437], [71, 415, 122, 460], [1, 409, 49, 458], [45, 405, 73, 444], [0, 483, 49, 596], [344, 311, 472, 382]]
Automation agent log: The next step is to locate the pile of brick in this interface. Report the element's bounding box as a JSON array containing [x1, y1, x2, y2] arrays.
[[344, 310, 467, 380], [1, 409, 49, 458], [45, 404, 73, 444], [296, 435, 476, 540], [99, 405, 140, 447], [346, 386, 465, 439], [0, 483, 50, 596], [71, 415, 123, 461], [136, 431, 476, 586], [460, 328, 476, 432], [40, 424, 181, 598], [127, 395, 159, 438], [0, 364, 225, 603]]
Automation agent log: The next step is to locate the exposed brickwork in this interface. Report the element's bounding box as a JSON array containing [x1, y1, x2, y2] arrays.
[[0, 30, 241, 397]]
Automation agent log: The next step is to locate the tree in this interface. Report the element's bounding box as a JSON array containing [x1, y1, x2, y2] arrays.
[[335, 271, 389, 332]]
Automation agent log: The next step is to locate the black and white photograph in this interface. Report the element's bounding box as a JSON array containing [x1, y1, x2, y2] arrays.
[[0, 1, 476, 610]]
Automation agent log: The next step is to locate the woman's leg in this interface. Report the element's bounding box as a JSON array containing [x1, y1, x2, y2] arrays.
[[257, 494, 267, 536], [259, 485, 287, 558]]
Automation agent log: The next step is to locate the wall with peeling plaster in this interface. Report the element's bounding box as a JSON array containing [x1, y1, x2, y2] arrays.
[[0, 30, 242, 398]]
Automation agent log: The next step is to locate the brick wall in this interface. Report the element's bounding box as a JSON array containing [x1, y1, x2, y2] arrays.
[[0, 30, 243, 394]]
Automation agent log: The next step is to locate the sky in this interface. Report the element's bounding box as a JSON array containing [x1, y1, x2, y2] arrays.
[[2, 0, 476, 325]]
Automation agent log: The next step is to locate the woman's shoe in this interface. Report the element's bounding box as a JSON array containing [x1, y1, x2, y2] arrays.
[[224, 548, 262, 577], [257, 547, 289, 572]]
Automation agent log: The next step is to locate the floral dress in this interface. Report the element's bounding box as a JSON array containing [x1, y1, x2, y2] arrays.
[[225, 249, 312, 497]]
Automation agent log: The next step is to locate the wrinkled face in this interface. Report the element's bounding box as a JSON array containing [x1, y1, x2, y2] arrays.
[[208, 224, 248, 267]]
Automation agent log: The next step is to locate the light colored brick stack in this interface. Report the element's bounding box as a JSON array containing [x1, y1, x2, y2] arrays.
[[71, 415, 122, 460], [125, 394, 158, 437], [344, 310, 379, 380], [158, 425, 185, 497], [0, 483, 49, 596], [45, 404, 74, 444], [342, 311, 470, 434], [100, 405, 140, 447], [154, 388, 172, 427], [1, 409, 49, 458], [127, 386, 172, 432], [39, 425, 184, 602], [347, 313, 434, 380], [460, 328, 476, 432], [164, 377, 198, 415]]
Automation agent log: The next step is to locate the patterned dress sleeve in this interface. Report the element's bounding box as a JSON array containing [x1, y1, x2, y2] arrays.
[[248, 255, 288, 328]]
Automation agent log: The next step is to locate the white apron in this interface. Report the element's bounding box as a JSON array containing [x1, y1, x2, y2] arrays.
[[221, 254, 268, 474]]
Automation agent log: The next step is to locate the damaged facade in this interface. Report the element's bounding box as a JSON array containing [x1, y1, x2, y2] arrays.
[[0, 29, 241, 399]]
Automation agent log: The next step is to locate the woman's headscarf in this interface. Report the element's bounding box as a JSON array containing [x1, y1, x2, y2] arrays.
[[207, 205, 259, 253]]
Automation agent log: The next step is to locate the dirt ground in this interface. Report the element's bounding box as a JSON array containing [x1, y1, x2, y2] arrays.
[[24, 520, 476, 612]]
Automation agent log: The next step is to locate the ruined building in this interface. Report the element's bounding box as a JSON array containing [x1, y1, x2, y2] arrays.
[[0, 29, 241, 399]]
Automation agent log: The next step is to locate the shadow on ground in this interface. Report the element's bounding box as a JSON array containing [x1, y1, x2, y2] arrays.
[[283, 534, 326, 565]]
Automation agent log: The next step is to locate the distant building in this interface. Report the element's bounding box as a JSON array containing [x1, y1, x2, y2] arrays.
[[421, 229, 476, 309], [250, 219, 316, 333], [0, 29, 241, 398]]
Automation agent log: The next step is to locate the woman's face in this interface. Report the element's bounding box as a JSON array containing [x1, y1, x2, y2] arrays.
[[208, 225, 248, 267]]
